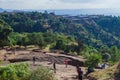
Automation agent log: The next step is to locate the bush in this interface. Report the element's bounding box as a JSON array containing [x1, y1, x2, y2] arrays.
[[28, 65, 56, 80], [84, 53, 102, 67], [0, 63, 30, 80], [0, 63, 56, 80], [102, 53, 111, 62]]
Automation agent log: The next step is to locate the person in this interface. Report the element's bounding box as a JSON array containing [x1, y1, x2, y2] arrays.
[[4, 54, 7, 61], [53, 61, 56, 73], [76, 66, 83, 80], [64, 59, 68, 68], [101, 63, 106, 69], [32, 56, 36, 66], [85, 66, 94, 76]]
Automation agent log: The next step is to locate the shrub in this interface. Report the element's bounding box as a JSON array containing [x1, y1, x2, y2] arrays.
[[0, 63, 30, 80], [102, 53, 111, 62], [28, 65, 56, 80], [84, 53, 102, 67]]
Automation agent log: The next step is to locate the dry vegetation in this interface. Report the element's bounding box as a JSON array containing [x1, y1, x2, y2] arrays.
[[88, 61, 120, 80]]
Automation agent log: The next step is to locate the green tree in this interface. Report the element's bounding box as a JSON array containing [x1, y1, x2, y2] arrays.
[[110, 46, 120, 62], [22, 34, 29, 48], [76, 39, 84, 55], [38, 35, 46, 49], [0, 19, 13, 47], [102, 53, 111, 62], [54, 39, 66, 50], [85, 53, 102, 67]]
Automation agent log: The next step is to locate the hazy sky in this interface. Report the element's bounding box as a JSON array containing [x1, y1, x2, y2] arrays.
[[0, 0, 119, 9]]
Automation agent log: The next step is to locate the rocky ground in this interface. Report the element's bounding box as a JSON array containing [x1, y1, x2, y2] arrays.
[[0, 49, 88, 80]]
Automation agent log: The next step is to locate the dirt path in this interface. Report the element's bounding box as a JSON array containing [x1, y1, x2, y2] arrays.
[[1, 49, 88, 80]]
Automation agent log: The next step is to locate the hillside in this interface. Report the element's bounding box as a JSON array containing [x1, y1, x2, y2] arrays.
[[0, 12, 120, 48], [88, 61, 120, 80]]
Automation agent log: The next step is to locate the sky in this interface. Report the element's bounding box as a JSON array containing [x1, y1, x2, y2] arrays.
[[0, 0, 120, 9]]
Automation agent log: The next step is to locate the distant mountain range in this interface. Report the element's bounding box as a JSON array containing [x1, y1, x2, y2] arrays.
[[0, 8, 4, 12], [38, 9, 120, 16], [0, 8, 120, 16]]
